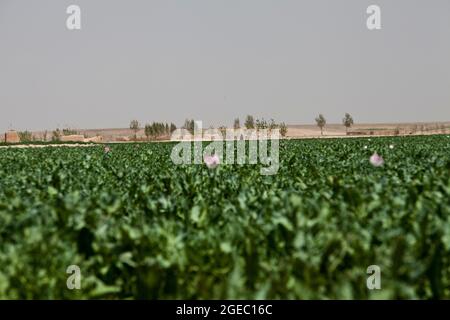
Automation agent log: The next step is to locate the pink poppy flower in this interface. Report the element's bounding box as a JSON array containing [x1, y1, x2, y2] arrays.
[[104, 146, 111, 153], [370, 152, 384, 167], [204, 154, 220, 169]]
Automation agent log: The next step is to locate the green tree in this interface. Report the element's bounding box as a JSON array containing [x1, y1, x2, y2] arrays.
[[315, 114, 326, 136], [165, 123, 170, 135], [18, 131, 33, 142], [183, 119, 195, 135], [52, 128, 61, 142], [62, 128, 78, 136], [268, 119, 278, 133], [170, 123, 177, 134], [130, 120, 140, 140], [144, 124, 153, 140], [218, 125, 227, 137], [234, 118, 240, 130], [342, 113, 354, 133], [256, 118, 268, 131], [279, 122, 288, 137], [244, 115, 255, 129]]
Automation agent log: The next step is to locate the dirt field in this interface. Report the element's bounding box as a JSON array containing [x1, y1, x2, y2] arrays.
[[6, 122, 450, 144], [286, 122, 450, 138]]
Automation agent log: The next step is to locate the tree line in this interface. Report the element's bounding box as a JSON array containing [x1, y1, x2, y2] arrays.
[[179, 116, 288, 137], [129, 120, 177, 141], [130, 112, 450, 140], [315, 113, 354, 136]]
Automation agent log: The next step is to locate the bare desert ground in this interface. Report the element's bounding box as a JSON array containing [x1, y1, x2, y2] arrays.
[[285, 122, 450, 139], [68, 122, 450, 141], [4, 122, 450, 144]]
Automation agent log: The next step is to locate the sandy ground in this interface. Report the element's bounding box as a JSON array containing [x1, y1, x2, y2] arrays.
[[286, 122, 450, 138], [3, 122, 450, 145], [87, 122, 450, 141]]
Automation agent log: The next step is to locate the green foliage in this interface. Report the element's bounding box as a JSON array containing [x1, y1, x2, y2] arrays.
[[145, 122, 172, 140], [144, 124, 152, 139], [52, 129, 61, 142], [268, 119, 278, 132], [18, 131, 33, 142], [315, 114, 326, 135], [170, 123, 177, 134], [252, 118, 284, 135], [343, 113, 354, 132], [255, 118, 268, 130], [234, 118, 240, 130], [62, 128, 79, 136], [183, 119, 195, 135], [129, 120, 140, 131], [244, 115, 255, 130], [129, 120, 140, 140], [1, 136, 450, 299], [218, 126, 227, 136], [279, 122, 288, 137]]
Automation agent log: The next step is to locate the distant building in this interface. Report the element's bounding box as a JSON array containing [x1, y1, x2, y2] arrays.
[[5, 130, 20, 143]]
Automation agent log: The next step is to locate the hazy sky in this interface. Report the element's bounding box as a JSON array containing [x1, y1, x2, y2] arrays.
[[1, 0, 450, 132]]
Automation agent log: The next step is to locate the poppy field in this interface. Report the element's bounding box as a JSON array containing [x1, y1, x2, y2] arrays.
[[0, 135, 450, 299]]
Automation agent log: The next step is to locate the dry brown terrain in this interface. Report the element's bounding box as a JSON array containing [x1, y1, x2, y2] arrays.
[[285, 122, 450, 139], [4, 121, 450, 144], [77, 122, 450, 141]]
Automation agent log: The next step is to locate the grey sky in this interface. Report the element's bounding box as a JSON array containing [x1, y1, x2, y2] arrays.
[[1, 0, 449, 132]]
